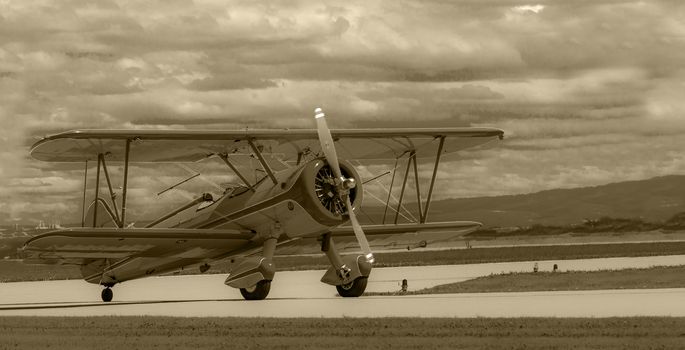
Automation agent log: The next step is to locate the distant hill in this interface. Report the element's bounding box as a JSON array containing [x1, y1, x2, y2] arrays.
[[361, 175, 685, 228]]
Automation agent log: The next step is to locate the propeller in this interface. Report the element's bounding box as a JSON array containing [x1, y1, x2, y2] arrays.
[[315, 107, 375, 264]]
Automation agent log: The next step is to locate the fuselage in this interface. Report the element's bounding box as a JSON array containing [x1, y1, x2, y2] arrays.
[[171, 158, 362, 242]]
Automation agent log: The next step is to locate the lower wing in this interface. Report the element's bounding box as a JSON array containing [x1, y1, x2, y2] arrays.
[[20, 227, 257, 284], [330, 221, 481, 236]]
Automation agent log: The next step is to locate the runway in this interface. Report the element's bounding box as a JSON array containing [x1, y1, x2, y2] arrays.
[[2, 255, 685, 317]]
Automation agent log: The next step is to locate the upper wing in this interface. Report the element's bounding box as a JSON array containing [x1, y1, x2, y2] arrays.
[[30, 127, 503, 163]]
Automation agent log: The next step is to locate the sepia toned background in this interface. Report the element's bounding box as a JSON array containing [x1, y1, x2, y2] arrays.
[[1, 0, 684, 224]]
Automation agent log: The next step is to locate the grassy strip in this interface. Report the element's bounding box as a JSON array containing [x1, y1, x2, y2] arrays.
[[1, 316, 685, 349], [271, 241, 685, 270], [0, 261, 81, 282], [368, 265, 685, 296], [4, 241, 685, 282]]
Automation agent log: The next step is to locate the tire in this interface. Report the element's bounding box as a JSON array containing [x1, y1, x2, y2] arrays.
[[101, 288, 113, 302], [336, 277, 368, 297], [240, 280, 271, 300]]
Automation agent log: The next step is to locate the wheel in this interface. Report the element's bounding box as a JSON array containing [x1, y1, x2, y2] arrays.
[[240, 280, 271, 300], [101, 287, 113, 302], [336, 277, 368, 297]]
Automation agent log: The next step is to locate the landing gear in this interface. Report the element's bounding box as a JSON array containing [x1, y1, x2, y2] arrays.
[[336, 276, 368, 297], [101, 287, 113, 302], [320, 234, 372, 297], [240, 280, 271, 300], [226, 236, 278, 300]]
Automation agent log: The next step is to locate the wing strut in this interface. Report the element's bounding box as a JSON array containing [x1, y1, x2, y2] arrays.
[[93, 154, 102, 227], [412, 150, 424, 223], [145, 193, 213, 228], [382, 157, 399, 224], [81, 160, 88, 227], [99, 154, 121, 224], [422, 136, 445, 223], [157, 173, 201, 196], [90, 153, 124, 228], [121, 138, 131, 227], [393, 151, 414, 224], [248, 139, 278, 185], [383, 135, 447, 224], [85, 138, 132, 228], [219, 153, 256, 192]]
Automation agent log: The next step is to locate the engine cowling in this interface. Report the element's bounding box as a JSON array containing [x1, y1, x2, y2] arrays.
[[294, 158, 363, 226]]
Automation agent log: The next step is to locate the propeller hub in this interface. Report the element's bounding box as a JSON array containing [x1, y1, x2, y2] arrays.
[[343, 177, 356, 190]]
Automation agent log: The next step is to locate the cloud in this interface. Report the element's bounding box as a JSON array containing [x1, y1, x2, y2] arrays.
[[2, 0, 685, 223], [512, 5, 545, 14]]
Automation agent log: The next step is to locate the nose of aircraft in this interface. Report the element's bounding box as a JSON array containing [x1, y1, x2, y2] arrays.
[[314, 107, 374, 264]]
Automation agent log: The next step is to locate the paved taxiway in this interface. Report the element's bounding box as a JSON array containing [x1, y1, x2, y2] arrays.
[[2, 255, 685, 317]]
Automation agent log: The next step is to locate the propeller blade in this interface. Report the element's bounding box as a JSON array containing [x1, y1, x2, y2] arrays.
[[315, 108, 343, 181], [315, 107, 374, 263], [346, 196, 375, 263]]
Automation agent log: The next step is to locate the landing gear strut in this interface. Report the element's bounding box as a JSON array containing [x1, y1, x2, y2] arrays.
[[101, 287, 113, 302]]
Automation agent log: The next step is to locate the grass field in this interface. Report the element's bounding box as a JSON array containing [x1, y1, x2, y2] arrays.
[[1, 317, 685, 349], [367, 265, 685, 296], [4, 241, 685, 282], [272, 241, 685, 270]]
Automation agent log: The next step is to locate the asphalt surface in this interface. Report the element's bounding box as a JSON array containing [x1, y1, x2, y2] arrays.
[[2, 255, 685, 317]]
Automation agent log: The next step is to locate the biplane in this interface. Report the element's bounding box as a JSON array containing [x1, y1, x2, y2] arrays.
[[21, 108, 503, 301]]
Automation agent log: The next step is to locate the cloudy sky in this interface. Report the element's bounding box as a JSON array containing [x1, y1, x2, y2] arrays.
[[1, 0, 685, 225]]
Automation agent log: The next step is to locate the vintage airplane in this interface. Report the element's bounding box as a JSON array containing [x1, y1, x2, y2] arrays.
[[21, 108, 503, 301]]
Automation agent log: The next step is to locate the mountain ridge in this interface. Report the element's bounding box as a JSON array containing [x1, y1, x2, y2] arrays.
[[362, 175, 685, 228]]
